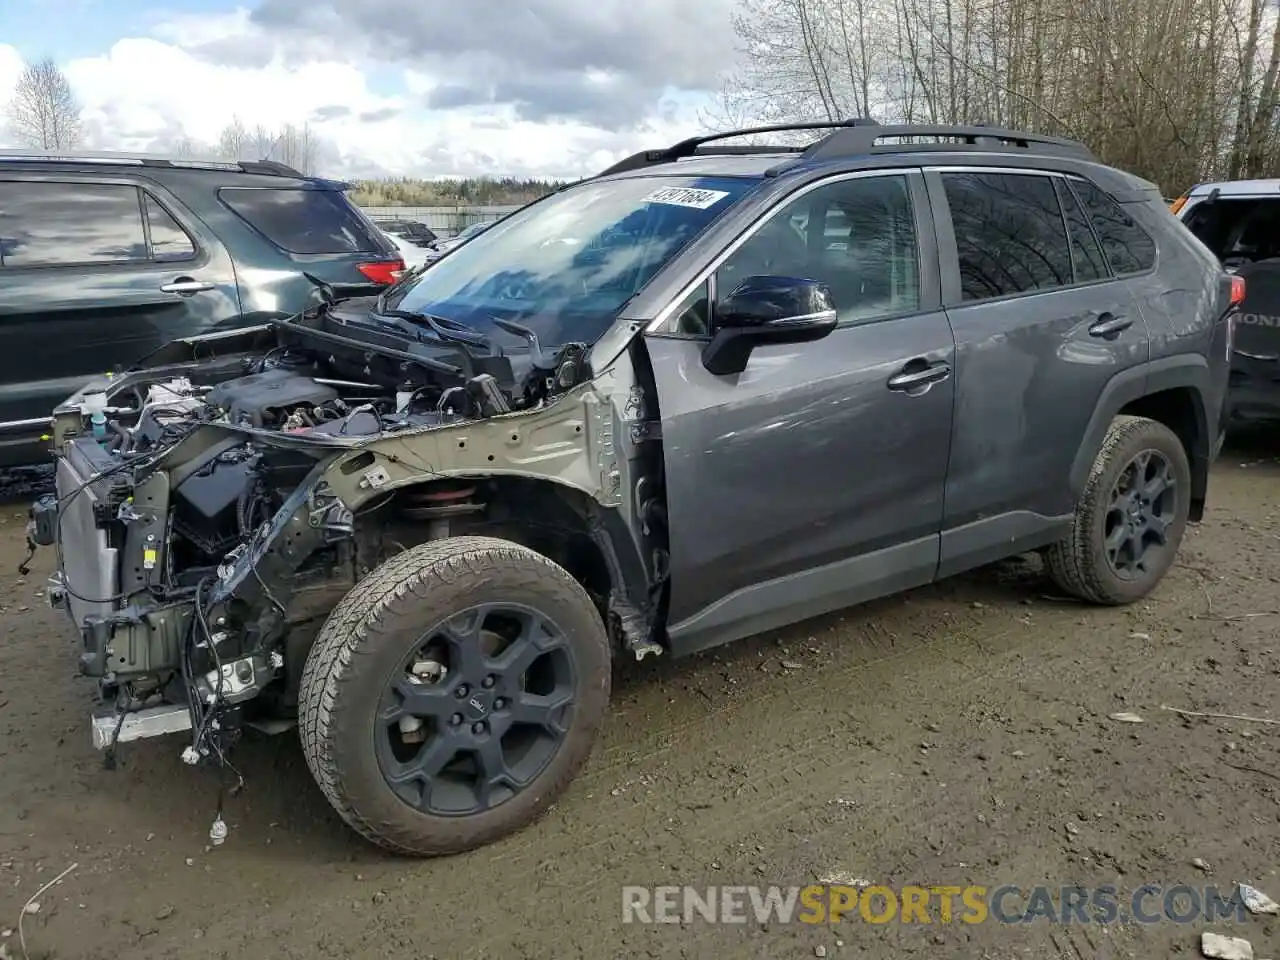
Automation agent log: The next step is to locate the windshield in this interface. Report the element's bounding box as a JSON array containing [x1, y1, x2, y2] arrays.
[[385, 175, 758, 347]]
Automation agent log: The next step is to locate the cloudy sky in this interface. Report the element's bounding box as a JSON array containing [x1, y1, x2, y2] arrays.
[[0, 0, 740, 179]]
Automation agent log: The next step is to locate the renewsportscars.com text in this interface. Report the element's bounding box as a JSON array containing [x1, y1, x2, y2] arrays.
[[622, 884, 1248, 925]]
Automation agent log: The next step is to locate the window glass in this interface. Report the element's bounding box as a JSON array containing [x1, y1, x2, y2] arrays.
[[1055, 178, 1108, 282], [671, 280, 712, 336], [714, 174, 920, 325], [942, 172, 1073, 301], [144, 195, 196, 262], [387, 175, 756, 347], [1070, 178, 1157, 274], [220, 187, 382, 255], [0, 181, 147, 267]]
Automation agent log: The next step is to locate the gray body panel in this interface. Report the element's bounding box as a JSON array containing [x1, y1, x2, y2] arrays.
[[616, 153, 1232, 657], [647, 310, 955, 651], [919, 167, 1157, 574]]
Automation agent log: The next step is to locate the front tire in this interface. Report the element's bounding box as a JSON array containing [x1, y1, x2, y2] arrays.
[[1045, 415, 1191, 605], [298, 536, 611, 856]]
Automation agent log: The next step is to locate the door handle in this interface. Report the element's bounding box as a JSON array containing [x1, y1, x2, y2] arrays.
[[160, 278, 216, 295], [1088, 313, 1133, 339], [887, 362, 951, 392]]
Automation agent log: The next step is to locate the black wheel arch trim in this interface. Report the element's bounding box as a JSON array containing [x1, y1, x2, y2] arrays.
[[1070, 354, 1213, 518]]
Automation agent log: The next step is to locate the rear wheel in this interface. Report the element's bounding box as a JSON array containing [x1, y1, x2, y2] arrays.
[[298, 536, 610, 855], [1045, 415, 1191, 604]]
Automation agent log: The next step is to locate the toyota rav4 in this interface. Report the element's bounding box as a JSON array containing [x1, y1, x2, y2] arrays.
[[30, 121, 1238, 857]]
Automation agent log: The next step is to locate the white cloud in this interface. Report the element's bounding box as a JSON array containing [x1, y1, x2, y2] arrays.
[[0, 6, 720, 180], [63, 36, 403, 148], [0, 46, 23, 104]]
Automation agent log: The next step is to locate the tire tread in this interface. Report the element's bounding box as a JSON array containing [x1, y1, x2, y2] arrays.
[[297, 536, 609, 856], [1045, 415, 1190, 605]]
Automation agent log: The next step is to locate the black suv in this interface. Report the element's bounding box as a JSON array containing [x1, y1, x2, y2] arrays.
[[0, 151, 405, 465]]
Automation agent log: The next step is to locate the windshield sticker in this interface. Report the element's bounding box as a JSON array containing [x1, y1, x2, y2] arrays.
[[641, 187, 731, 210]]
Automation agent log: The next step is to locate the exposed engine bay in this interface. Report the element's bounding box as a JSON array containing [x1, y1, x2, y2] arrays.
[[27, 303, 664, 797]]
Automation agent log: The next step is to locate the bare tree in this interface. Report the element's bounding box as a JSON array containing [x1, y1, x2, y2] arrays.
[[5, 56, 82, 150], [709, 0, 888, 129], [168, 135, 201, 158], [250, 124, 276, 161], [212, 117, 329, 174], [275, 122, 317, 174], [216, 117, 249, 161], [713, 0, 1280, 192], [215, 118, 320, 173], [297, 122, 316, 175]]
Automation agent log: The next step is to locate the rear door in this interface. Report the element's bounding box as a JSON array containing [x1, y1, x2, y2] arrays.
[[0, 176, 239, 436], [644, 170, 957, 652], [928, 168, 1151, 575]]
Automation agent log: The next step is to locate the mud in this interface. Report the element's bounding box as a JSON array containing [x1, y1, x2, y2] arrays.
[[1, 431, 1278, 960]]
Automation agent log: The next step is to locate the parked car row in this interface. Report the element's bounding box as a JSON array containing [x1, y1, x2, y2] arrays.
[[374, 226, 432, 270], [373, 217, 495, 271], [378, 218, 439, 249], [25, 120, 1241, 859]]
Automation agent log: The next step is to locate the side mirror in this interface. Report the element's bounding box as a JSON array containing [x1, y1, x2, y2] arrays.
[[701, 275, 838, 376]]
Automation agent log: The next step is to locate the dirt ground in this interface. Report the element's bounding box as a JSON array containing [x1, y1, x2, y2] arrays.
[[1, 431, 1278, 960]]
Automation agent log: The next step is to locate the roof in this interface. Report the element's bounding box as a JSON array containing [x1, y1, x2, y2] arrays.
[[1188, 179, 1280, 197], [587, 121, 1155, 202], [0, 149, 308, 179], [594, 120, 1096, 178]]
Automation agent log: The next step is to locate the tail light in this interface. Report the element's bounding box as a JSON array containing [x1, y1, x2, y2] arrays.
[[1225, 274, 1243, 360], [357, 259, 405, 285], [1169, 194, 1189, 215]]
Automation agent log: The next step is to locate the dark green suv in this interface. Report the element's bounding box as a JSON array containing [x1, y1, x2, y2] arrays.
[[0, 151, 405, 465]]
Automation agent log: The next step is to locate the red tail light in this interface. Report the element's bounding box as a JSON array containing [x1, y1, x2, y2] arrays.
[[1230, 274, 1246, 306], [357, 259, 405, 285]]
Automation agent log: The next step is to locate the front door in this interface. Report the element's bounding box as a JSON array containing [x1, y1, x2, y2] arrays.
[[643, 170, 957, 654], [0, 177, 239, 453]]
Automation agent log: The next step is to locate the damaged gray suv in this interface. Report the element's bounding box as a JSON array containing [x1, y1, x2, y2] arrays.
[[30, 121, 1238, 856]]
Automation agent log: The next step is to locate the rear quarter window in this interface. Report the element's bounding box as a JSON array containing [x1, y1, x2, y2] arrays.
[[1069, 179, 1157, 275], [219, 187, 381, 255]]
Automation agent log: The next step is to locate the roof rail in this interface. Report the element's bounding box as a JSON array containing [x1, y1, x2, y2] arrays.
[[238, 158, 305, 177], [799, 122, 1095, 162], [591, 119, 1094, 179], [0, 149, 305, 177], [594, 118, 879, 177]]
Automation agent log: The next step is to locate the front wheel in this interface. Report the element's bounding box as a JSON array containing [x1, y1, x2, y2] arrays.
[[297, 536, 611, 856]]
